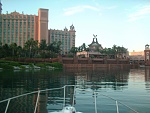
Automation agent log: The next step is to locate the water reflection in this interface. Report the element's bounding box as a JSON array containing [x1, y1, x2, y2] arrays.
[[73, 69, 129, 91], [145, 67, 150, 90], [0, 67, 150, 113]]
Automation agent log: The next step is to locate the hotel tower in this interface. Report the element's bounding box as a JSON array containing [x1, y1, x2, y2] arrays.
[[48, 25, 76, 54], [0, 2, 48, 47], [0, 1, 75, 54]]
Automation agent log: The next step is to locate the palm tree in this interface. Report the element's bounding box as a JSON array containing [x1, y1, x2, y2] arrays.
[[69, 47, 78, 56], [17, 46, 23, 58], [24, 38, 38, 58], [39, 39, 48, 58], [2, 44, 11, 57], [10, 43, 18, 57], [55, 41, 62, 54], [120, 46, 127, 58], [112, 44, 117, 58], [40, 39, 47, 50], [78, 46, 82, 52], [81, 43, 87, 51], [0, 42, 2, 58], [47, 41, 62, 57]]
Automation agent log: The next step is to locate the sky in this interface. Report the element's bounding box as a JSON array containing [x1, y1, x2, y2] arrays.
[[1, 0, 150, 52]]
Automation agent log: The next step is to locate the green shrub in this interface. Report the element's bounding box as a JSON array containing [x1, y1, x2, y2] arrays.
[[67, 54, 74, 58], [49, 62, 63, 68], [29, 63, 34, 68], [19, 65, 26, 69], [9, 61, 20, 66], [0, 60, 8, 63], [35, 63, 46, 68], [0, 63, 13, 69], [18, 62, 29, 65]]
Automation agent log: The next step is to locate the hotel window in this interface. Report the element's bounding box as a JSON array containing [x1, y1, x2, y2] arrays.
[[4, 22, 6, 26], [20, 22, 22, 27], [8, 39, 10, 43], [8, 23, 10, 27]]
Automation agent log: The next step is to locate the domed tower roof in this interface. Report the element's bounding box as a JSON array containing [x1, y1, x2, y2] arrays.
[[88, 34, 103, 52], [70, 24, 75, 31], [64, 27, 68, 31]]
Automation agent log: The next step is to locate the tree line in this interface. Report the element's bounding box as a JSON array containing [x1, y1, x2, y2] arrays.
[[0, 39, 128, 59], [69, 43, 128, 58], [0, 39, 61, 58]]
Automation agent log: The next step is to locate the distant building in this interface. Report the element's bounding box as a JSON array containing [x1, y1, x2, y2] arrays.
[[144, 44, 150, 65], [77, 35, 103, 58], [76, 35, 130, 59], [88, 35, 103, 52], [129, 50, 144, 65], [0, 8, 48, 47], [129, 51, 144, 56], [48, 24, 76, 54]]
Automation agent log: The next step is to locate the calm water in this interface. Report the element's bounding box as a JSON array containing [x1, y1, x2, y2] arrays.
[[0, 67, 150, 113]]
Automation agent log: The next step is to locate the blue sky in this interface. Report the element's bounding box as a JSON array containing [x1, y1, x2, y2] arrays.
[[1, 0, 150, 52]]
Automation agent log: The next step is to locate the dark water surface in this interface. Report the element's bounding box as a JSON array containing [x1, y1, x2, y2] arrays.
[[0, 67, 150, 113]]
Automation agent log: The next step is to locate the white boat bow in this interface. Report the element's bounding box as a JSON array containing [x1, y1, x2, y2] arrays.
[[50, 106, 82, 113]]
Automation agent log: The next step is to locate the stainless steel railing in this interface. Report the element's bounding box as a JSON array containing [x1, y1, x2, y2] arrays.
[[0, 85, 139, 113]]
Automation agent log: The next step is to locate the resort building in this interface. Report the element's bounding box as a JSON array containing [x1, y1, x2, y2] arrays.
[[0, 5, 48, 47], [48, 24, 76, 54], [0, 1, 75, 54], [129, 50, 145, 65], [77, 35, 103, 58], [129, 51, 144, 56], [88, 35, 103, 52]]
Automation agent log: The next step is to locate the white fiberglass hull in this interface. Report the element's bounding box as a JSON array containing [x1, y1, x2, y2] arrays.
[[49, 106, 82, 113]]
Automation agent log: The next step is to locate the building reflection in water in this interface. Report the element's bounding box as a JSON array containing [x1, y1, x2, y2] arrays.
[[2, 67, 150, 113], [0, 69, 76, 113], [65, 68, 130, 91], [145, 67, 150, 90]]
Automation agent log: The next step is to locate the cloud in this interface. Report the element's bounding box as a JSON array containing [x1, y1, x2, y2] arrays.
[[105, 6, 117, 10], [127, 5, 150, 22], [63, 5, 99, 16]]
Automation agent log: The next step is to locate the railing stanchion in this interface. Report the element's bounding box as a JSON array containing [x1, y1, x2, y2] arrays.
[[72, 85, 76, 106], [5, 99, 10, 113], [94, 92, 97, 113], [34, 91, 40, 113], [116, 100, 119, 113], [63, 86, 66, 107]]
